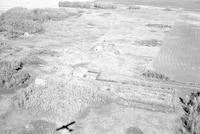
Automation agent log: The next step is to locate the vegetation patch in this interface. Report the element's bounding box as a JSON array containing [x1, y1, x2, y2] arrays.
[[125, 127, 144, 134], [127, 6, 141, 10], [0, 40, 10, 53], [178, 92, 200, 134], [142, 70, 170, 81], [0, 40, 7, 46], [0, 40, 23, 55], [134, 39, 162, 47], [0, 7, 43, 38], [31, 8, 78, 22], [59, 1, 116, 9], [146, 23, 172, 29], [29, 49, 59, 57], [0, 7, 79, 38], [21, 55, 45, 66], [59, 1, 92, 9], [0, 60, 31, 94], [93, 2, 116, 9], [163, 7, 173, 11]]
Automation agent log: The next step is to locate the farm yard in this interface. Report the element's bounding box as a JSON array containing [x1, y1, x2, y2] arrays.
[[0, 1, 200, 134]]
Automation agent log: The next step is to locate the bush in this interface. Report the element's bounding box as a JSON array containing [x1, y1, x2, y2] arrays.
[[179, 92, 200, 134], [142, 70, 169, 81]]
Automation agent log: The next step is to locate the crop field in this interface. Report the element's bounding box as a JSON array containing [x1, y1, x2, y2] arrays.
[[153, 23, 200, 83]]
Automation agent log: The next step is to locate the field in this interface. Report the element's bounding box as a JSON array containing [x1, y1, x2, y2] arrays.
[[153, 23, 200, 83], [0, 1, 200, 134]]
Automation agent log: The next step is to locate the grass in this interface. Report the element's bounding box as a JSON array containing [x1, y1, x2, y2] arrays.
[[178, 92, 200, 134], [0, 60, 31, 93], [0, 7, 79, 38], [0, 7, 43, 38], [0, 40, 9, 53], [5, 70, 31, 89]]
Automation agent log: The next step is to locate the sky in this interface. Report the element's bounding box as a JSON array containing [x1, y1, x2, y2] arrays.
[[0, 0, 59, 10]]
